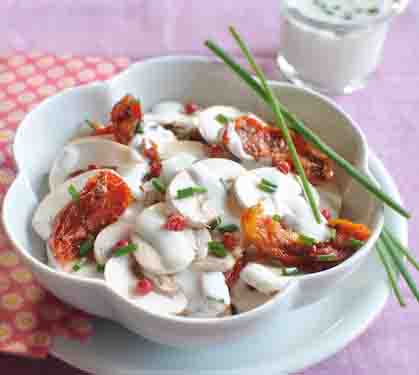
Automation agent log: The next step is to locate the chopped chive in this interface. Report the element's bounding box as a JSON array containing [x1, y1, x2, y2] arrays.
[[348, 238, 365, 250], [208, 241, 227, 258], [79, 236, 94, 257], [316, 254, 339, 262], [135, 121, 144, 134], [207, 296, 225, 304], [72, 258, 87, 272], [151, 178, 166, 193], [298, 234, 317, 246], [215, 113, 230, 125], [176, 186, 207, 199], [208, 217, 222, 231], [329, 228, 337, 241], [257, 182, 277, 193], [68, 184, 80, 201], [368, 7, 379, 15], [260, 178, 278, 188], [85, 119, 97, 129], [96, 264, 105, 273], [272, 214, 282, 222], [218, 223, 239, 233], [113, 243, 138, 257], [283, 268, 302, 276]]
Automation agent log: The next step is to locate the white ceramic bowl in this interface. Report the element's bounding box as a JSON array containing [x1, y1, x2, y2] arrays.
[[2, 56, 383, 347]]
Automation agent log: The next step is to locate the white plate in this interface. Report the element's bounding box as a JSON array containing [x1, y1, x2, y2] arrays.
[[50, 151, 407, 375]]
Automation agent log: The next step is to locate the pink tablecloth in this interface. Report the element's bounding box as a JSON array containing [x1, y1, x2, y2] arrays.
[[0, 1, 418, 374]]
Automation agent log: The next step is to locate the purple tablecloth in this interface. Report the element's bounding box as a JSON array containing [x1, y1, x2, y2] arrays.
[[1, 1, 418, 374]]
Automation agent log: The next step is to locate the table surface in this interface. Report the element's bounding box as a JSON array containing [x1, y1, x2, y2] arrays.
[[1, 1, 418, 374]]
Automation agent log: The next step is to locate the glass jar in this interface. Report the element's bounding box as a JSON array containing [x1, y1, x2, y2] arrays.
[[277, 0, 409, 95]]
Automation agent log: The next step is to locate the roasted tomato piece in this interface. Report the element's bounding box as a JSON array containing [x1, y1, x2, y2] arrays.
[[233, 115, 334, 184], [111, 94, 143, 144], [49, 171, 133, 265]]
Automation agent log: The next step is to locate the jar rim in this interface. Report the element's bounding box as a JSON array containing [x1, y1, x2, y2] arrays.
[[280, 1, 403, 33]]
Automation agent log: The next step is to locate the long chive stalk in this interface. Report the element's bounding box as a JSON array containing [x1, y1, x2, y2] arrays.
[[376, 237, 406, 307], [204, 39, 411, 219], [381, 230, 419, 302], [384, 228, 419, 271], [227, 26, 322, 223]]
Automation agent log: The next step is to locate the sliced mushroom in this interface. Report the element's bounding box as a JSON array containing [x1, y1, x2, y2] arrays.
[[159, 140, 206, 161], [147, 101, 198, 135], [197, 105, 242, 144], [191, 253, 235, 273], [49, 137, 145, 191], [143, 272, 180, 297], [128, 121, 176, 154], [33, 169, 120, 240], [234, 167, 302, 216], [240, 263, 289, 295], [167, 158, 246, 228], [175, 269, 230, 318], [94, 221, 133, 266], [230, 279, 272, 314], [105, 255, 187, 315], [132, 203, 196, 274], [160, 153, 198, 186]]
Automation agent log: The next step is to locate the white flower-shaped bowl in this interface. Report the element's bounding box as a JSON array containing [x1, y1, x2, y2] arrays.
[[2, 56, 383, 347]]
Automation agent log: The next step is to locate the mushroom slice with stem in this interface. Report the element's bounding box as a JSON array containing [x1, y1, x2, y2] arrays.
[[167, 158, 246, 228], [105, 255, 187, 316], [175, 269, 231, 318], [197, 105, 242, 144], [191, 253, 235, 273]]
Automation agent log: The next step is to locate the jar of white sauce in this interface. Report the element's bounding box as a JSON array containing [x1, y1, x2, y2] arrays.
[[278, 0, 409, 95]]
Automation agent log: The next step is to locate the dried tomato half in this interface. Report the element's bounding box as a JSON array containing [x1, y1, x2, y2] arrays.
[[49, 171, 133, 265]]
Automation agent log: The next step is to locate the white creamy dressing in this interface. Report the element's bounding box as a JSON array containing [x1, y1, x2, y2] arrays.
[[36, 100, 345, 317], [279, 0, 393, 93]]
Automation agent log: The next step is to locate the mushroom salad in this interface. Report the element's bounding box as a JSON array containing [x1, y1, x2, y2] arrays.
[[32, 95, 371, 318]]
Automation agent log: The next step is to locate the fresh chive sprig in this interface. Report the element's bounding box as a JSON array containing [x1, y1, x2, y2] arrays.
[[227, 26, 322, 224], [204, 38, 410, 219], [176, 186, 207, 199]]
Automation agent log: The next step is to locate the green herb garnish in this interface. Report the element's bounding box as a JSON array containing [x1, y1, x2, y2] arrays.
[[96, 264, 105, 273], [176, 186, 207, 199], [348, 238, 365, 249], [272, 214, 282, 222], [207, 296, 225, 304], [316, 254, 339, 262], [151, 178, 166, 193], [113, 243, 138, 257], [135, 121, 144, 134], [218, 223, 239, 233], [257, 178, 278, 193], [208, 241, 227, 258], [298, 234, 317, 246], [329, 228, 337, 241], [367, 7, 379, 15], [68, 184, 80, 201], [215, 113, 230, 125], [72, 258, 87, 272], [79, 236, 94, 257]]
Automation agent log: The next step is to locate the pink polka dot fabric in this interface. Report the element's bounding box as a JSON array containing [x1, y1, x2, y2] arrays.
[[0, 52, 131, 358]]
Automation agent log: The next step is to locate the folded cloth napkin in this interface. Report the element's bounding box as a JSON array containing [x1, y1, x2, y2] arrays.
[[0, 52, 131, 357]]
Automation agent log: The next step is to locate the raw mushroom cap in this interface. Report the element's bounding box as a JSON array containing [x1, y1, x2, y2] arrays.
[[167, 158, 246, 228], [49, 137, 145, 191], [159, 140, 206, 161], [105, 255, 187, 316], [198, 105, 242, 144], [33, 169, 121, 240], [240, 263, 290, 295]]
